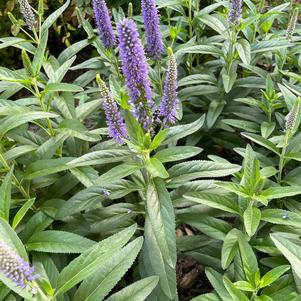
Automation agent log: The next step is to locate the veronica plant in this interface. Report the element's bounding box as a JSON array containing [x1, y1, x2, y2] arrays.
[[1, 0, 301, 300]]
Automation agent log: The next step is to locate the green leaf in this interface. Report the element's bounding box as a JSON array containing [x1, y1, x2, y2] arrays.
[[207, 100, 225, 128], [26, 230, 96, 253], [32, 30, 48, 74], [55, 224, 137, 295], [24, 157, 73, 179], [163, 115, 205, 144], [4, 145, 37, 161], [149, 129, 169, 150], [0, 111, 58, 137], [191, 293, 222, 301], [244, 207, 261, 237], [21, 49, 34, 77], [176, 44, 222, 57], [41, 0, 70, 33], [57, 119, 100, 141], [251, 40, 292, 53], [215, 182, 248, 198], [237, 231, 259, 283], [180, 214, 232, 241], [270, 233, 301, 279], [105, 276, 159, 301], [124, 110, 144, 145], [260, 265, 290, 288], [184, 192, 240, 214], [261, 122, 275, 139], [223, 277, 249, 301], [12, 198, 35, 230], [278, 83, 296, 110], [67, 149, 132, 167], [254, 296, 273, 301], [141, 178, 177, 300], [260, 186, 301, 200], [73, 237, 143, 301], [146, 179, 176, 267], [223, 119, 259, 133], [167, 160, 241, 186], [42, 83, 83, 94], [198, 14, 226, 36], [236, 39, 251, 64], [241, 132, 279, 154], [242, 144, 261, 196], [178, 74, 217, 87], [96, 162, 142, 185], [58, 39, 91, 65], [0, 168, 13, 221], [154, 146, 202, 163], [205, 268, 232, 301], [0, 218, 28, 260], [56, 181, 138, 220], [146, 158, 169, 179], [234, 280, 254, 292], [221, 229, 239, 269], [261, 209, 301, 227]]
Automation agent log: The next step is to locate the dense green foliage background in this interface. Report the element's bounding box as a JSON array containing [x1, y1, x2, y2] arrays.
[[0, 0, 301, 300]]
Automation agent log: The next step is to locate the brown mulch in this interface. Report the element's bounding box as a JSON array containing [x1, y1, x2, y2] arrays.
[[177, 256, 212, 301]]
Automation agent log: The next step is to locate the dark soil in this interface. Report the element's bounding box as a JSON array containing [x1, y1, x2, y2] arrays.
[[177, 256, 212, 301]]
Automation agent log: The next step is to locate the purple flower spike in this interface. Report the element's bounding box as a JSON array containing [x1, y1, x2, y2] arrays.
[[93, 0, 116, 48], [159, 47, 179, 126], [141, 0, 164, 58], [17, 0, 37, 30], [96, 75, 128, 144], [228, 0, 242, 25], [117, 18, 155, 130], [0, 240, 37, 289]]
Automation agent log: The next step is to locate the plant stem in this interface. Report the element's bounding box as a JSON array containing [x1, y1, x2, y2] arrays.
[[188, 0, 193, 39], [277, 132, 289, 183], [32, 80, 55, 136], [157, 60, 163, 95], [0, 154, 29, 199], [188, 0, 193, 73]]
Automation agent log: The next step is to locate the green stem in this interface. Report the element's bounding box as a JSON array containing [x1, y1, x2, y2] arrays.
[[157, 60, 162, 94], [188, 0, 193, 39], [277, 132, 289, 183], [0, 154, 29, 199], [187, 0, 193, 73], [32, 80, 55, 136]]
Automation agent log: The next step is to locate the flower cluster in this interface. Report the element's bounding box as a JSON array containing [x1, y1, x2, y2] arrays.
[[141, 0, 164, 58], [286, 8, 299, 40], [0, 240, 37, 289], [158, 48, 179, 126], [117, 18, 154, 130], [96, 75, 128, 144], [93, 0, 116, 48], [285, 98, 300, 137], [17, 0, 37, 30], [228, 0, 242, 25]]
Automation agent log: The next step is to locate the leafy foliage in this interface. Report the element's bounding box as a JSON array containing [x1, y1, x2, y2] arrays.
[[0, 0, 301, 300]]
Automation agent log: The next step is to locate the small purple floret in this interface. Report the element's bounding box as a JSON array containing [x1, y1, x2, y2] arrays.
[[141, 0, 164, 58], [93, 0, 116, 48]]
